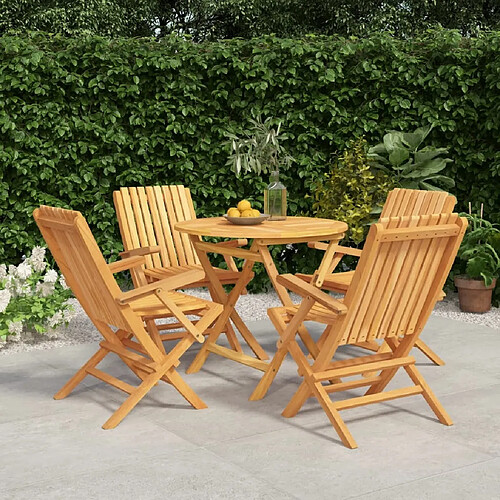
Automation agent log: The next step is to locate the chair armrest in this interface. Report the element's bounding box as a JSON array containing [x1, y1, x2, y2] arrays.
[[338, 247, 363, 257], [277, 274, 348, 315], [117, 269, 205, 305], [108, 255, 146, 274], [307, 242, 362, 258], [119, 245, 161, 258], [213, 239, 248, 248]]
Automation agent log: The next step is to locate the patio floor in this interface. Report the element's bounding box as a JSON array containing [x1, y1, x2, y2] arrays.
[[1, 315, 499, 499]]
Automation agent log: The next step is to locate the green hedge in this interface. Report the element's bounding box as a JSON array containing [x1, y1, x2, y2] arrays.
[[0, 31, 499, 290]]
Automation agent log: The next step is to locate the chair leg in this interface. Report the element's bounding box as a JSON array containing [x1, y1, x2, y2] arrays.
[[282, 378, 358, 449], [249, 344, 288, 401], [415, 339, 445, 366], [316, 325, 332, 351], [54, 347, 109, 400], [146, 319, 166, 354], [404, 364, 453, 425], [282, 381, 311, 418], [250, 302, 314, 400], [311, 381, 358, 449], [380, 337, 444, 366], [365, 336, 414, 395], [163, 368, 207, 410], [102, 370, 164, 429]]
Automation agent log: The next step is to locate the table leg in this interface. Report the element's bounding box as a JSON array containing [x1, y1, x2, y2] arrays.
[[257, 243, 319, 358], [186, 238, 268, 374], [207, 284, 242, 353]]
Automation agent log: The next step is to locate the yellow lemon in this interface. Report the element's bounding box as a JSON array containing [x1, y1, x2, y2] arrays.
[[227, 208, 240, 217], [237, 200, 252, 212], [251, 209, 260, 217], [240, 209, 254, 218]]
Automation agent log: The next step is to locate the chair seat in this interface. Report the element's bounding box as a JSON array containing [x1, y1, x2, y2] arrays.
[[283, 301, 344, 325], [129, 290, 213, 317], [296, 271, 355, 292], [144, 264, 246, 286]]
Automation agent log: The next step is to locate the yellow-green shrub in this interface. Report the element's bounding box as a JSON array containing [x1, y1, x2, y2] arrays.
[[312, 139, 394, 244]]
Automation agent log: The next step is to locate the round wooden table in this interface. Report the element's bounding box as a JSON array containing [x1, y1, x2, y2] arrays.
[[175, 216, 347, 240], [175, 216, 348, 373]]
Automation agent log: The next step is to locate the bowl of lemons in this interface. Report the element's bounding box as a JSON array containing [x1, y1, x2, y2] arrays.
[[224, 200, 270, 225]]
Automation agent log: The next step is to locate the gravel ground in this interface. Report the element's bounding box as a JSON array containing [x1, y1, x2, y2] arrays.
[[1, 289, 498, 356]]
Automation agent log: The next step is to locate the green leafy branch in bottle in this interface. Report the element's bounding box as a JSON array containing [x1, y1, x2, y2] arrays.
[[225, 116, 294, 176]]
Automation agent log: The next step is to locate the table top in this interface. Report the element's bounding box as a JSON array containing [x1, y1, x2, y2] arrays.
[[175, 216, 347, 240]]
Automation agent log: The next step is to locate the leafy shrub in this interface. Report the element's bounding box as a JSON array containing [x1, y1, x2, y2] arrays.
[[0, 31, 499, 290], [312, 138, 394, 244], [368, 126, 455, 191], [0, 247, 74, 343]]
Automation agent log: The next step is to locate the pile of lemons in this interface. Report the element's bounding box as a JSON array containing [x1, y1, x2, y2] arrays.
[[227, 200, 261, 218]]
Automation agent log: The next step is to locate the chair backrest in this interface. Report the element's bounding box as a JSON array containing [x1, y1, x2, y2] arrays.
[[33, 206, 131, 331], [114, 185, 200, 270], [338, 213, 467, 346], [380, 188, 456, 218]]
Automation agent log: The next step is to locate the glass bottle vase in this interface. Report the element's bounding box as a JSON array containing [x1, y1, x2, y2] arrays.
[[264, 170, 287, 220]]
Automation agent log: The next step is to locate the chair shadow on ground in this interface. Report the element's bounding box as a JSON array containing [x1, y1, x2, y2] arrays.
[[11, 319, 445, 438]]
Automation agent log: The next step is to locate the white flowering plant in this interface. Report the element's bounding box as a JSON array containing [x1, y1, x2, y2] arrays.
[[0, 247, 74, 344]]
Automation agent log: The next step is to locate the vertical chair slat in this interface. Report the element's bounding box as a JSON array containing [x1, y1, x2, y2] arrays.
[[406, 213, 459, 334], [172, 186, 198, 266], [163, 186, 188, 266], [346, 216, 400, 344], [366, 216, 421, 342], [174, 185, 199, 265], [137, 187, 162, 269], [119, 188, 141, 251], [379, 216, 433, 337], [150, 185, 178, 267]]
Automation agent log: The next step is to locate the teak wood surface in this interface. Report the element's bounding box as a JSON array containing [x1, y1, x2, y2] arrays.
[[250, 213, 467, 449], [299, 188, 457, 366], [114, 185, 250, 350], [175, 216, 348, 373], [34, 205, 224, 429]]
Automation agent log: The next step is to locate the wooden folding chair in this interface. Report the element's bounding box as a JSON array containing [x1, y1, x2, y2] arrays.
[[114, 185, 250, 351], [251, 213, 467, 448], [34, 206, 223, 429], [299, 188, 457, 365]]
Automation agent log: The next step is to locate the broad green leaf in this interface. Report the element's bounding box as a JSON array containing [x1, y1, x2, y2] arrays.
[[403, 158, 451, 178], [423, 174, 455, 189], [414, 147, 449, 164], [388, 146, 409, 166], [383, 132, 404, 153]]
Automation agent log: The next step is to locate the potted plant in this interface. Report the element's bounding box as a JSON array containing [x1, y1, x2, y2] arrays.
[[454, 209, 500, 313], [226, 116, 294, 220]]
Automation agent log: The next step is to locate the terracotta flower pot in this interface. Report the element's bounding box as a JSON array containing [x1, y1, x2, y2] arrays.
[[454, 275, 497, 313]]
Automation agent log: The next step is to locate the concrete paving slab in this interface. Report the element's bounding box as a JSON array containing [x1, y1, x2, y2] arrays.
[[4, 448, 295, 500], [0, 315, 498, 498], [0, 409, 197, 493], [354, 457, 500, 500], [207, 412, 492, 499]]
